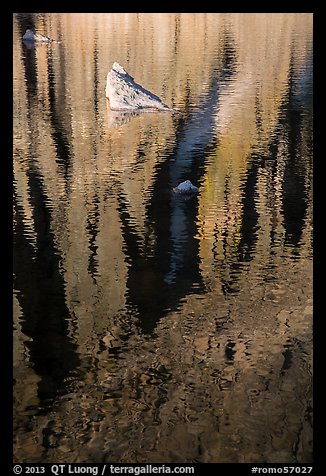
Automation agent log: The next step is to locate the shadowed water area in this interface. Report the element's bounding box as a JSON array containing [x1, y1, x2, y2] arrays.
[[13, 13, 313, 463]]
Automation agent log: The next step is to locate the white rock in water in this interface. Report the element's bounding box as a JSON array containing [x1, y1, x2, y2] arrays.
[[173, 180, 199, 194], [22, 29, 58, 43], [106, 62, 172, 111]]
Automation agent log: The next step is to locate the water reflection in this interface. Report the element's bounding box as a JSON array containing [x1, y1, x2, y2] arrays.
[[107, 107, 142, 128], [13, 169, 80, 405], [281, 55, 312, 248], [13, 13, 312, 463]]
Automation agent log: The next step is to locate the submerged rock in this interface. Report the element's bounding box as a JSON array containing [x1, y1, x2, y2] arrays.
[[173, 180, 199, 194], [106, 62, 174, 111], [22, 29, 60, 43]]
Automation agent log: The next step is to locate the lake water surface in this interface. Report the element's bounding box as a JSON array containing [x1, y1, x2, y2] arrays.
[[13, 13, 313, 463]]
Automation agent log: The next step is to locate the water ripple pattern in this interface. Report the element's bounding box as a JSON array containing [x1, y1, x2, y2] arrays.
[[13, 13, 313, 464]]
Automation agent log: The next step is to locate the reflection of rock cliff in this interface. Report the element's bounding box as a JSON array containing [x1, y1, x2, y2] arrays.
[[13, 13, 312, 464], [196, 13, 313, 290]]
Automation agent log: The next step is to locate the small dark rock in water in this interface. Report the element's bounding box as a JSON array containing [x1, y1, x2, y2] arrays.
[[173, 180, 199, 194]]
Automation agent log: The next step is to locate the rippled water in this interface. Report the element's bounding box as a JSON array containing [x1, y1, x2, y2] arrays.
[[13, 13, 313, 463]]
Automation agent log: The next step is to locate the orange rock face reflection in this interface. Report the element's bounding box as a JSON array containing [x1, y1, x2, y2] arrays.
[[13, 13, 312, 463]]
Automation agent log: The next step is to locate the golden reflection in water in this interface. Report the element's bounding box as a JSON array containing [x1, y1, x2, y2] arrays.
[[13, 13, 312, 463]]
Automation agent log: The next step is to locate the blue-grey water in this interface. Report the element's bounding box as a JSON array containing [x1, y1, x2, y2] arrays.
[[13, 13, 313, 463]]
